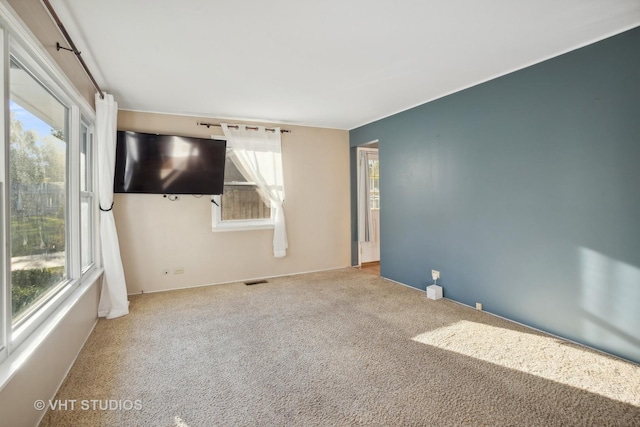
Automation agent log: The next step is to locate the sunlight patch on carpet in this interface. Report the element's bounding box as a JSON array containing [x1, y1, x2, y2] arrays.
[[174, 416, 191, 427], [412, 320, 640, 406]]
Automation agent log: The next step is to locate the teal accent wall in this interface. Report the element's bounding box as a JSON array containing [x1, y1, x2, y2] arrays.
[[350, 27, 640, 363]]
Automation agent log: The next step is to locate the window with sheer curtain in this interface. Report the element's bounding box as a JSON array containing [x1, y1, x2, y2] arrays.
[[219, 151, 273, 223], [211, 124, 288, 257]]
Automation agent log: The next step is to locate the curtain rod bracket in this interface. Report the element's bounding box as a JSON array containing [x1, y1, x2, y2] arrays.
[[56, 42, 76, 54]]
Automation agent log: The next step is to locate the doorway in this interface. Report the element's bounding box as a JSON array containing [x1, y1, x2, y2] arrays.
[[357, 144, 380, 273]]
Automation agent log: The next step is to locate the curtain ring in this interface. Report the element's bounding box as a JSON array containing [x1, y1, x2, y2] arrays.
[[100, 202, 114, 212]]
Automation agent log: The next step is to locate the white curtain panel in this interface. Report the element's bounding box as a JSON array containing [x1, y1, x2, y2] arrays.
[[358, 149, 371, 243], [221, 124, 288, 257], [96, 93, 129, 318]]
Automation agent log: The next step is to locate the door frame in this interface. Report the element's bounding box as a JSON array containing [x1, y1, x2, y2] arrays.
[[356, 141, 380, 267]]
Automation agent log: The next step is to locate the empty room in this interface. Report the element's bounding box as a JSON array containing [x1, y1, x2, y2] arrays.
[[0, 0, 639, 426]]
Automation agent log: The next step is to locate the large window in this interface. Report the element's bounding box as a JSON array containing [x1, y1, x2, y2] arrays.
[[0, 21, 97, 368], [9, 57, 69, 324]]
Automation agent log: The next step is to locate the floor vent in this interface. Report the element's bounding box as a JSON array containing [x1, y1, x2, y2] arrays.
[[244, 279, 268, 286]]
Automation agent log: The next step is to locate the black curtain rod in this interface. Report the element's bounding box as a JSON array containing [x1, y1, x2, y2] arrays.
[[42, 0, 105, 99], [197, 122, 291, 134]]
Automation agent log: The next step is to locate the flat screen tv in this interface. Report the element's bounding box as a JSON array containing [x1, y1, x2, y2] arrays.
[[114, 130, 226, 195]]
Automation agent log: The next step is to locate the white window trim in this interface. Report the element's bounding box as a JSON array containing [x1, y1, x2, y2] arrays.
[[80, 121, 96, 275]]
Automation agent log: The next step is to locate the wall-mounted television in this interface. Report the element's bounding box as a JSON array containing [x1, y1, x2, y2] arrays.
[[114, 130, 226, 195]]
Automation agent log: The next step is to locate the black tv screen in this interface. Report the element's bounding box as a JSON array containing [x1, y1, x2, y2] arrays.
[[114, 131, 226, 195]]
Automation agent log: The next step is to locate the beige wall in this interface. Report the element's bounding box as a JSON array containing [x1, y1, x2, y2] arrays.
[[116, 110, 351, 294]]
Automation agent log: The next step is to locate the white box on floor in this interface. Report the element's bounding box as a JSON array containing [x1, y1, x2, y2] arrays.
[[426, 285, 443, 300]]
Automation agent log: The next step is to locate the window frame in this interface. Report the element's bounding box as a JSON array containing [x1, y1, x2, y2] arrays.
[[7, 43, 76, 350], [211, 137, 276, 232], [79, 120, 95, 275], [0, 7, 99, 372]]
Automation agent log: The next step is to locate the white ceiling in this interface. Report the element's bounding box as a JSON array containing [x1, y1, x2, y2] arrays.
[[48, 0, 640, 130]]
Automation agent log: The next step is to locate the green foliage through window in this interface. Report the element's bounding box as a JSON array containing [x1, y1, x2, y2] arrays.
[[12, 267, 65, 318]]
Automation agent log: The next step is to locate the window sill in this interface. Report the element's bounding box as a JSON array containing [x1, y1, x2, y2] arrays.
[[0, 267, 103, 392], [212, 219, 274, 232]]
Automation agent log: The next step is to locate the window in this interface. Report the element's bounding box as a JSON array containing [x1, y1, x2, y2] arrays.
[[212, 147, 275, 231], [0, 23, 97, 369], [80, 123, 94, 272], [9, 57, 69, 325], [368, 156, 380, 209]]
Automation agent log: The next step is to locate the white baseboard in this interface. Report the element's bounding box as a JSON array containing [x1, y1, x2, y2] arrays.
[[127, 265, 352, 296]]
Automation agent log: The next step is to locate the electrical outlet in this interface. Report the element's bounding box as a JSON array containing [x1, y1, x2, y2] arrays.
[[431, 270, 440, 281], [174, 267, 184, 274], [476, 302, 483, 311], [162, 269, 169, 276]]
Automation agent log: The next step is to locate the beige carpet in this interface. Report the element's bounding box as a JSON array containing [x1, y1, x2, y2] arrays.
[[40, 268, 640, 426]]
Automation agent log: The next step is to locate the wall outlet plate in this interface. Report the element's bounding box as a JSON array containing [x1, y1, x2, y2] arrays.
[[476, 302, 483, 311], [431, 270, 440, 280]]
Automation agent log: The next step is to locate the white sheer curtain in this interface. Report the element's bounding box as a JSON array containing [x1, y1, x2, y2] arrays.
[[358, 149, 372, 243], [221, 124, 287, 257], [96, 93, 129, 318]]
